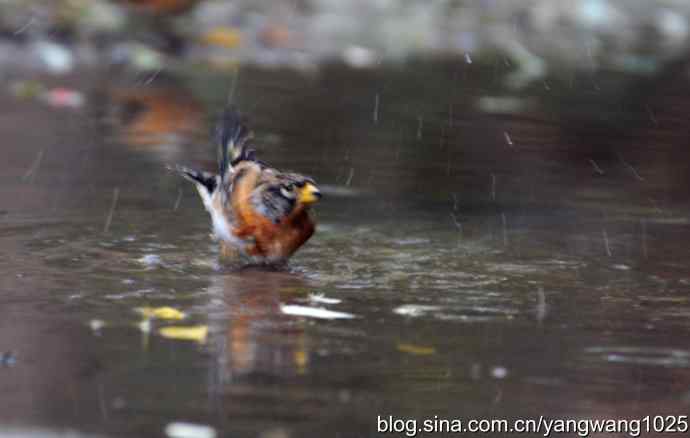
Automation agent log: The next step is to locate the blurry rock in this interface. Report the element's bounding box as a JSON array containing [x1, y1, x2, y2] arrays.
[[200, 26, 242, 48], [116, 0, 201, 16], [81, 0, 127, 33], [655, 8, 689, 50], [9, 80, 46, 100], [530, 0, 628, 33], [258, 23, 295, 49], [32, 41, 74, 74], [115, 0, 202, 54], [190, 1, 240, 29], [342, 45, 377, 68], [576, 0, 624, 30], [110, 42, 165, 71], [41, 88, 85, 109], [2, 0, 690, 87]]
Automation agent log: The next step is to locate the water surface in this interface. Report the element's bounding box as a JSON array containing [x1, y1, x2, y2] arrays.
[[1, 63, 689, 437]]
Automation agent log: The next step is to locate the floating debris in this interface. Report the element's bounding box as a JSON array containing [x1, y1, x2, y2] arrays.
[[159, 325, 208, 343], [137, 306, 186, 320], [137, 254, 162, 268], [89, 319, 106, 334], [393, 238, 431, 246], [584, 346, 690, 367], [308, 294, 342, 305], [393, 305, 441, 318], [280, 305, 355, 320], [165, 422, 217, 438], [491, 366, 509, 379], [397, 343, 436, 355]]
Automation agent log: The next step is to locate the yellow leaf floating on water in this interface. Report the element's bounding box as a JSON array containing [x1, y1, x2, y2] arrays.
[[201, 27, 242, 48], [159, 325, 208, 344], [137, 306, 186, 320], [397, 343, 436, 356]]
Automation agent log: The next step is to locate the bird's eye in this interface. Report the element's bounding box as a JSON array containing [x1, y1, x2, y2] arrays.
[[280, 185, 295, 199]]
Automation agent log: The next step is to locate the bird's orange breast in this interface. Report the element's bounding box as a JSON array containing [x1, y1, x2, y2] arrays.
[[230, 168, 315, 260], [235, 205, 315, 260]]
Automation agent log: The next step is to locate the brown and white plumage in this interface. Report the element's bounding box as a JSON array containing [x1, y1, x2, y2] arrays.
[[175, 107, 321, 264]]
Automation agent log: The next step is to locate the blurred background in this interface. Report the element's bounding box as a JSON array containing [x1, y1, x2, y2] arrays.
[[1, 1, 690, 437]]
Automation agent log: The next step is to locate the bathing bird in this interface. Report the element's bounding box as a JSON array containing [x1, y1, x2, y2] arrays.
[[174, 107, 321, 264]]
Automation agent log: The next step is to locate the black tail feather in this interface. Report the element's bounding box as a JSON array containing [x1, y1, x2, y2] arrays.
[[215, 107, 254, 178], [170, 164, 217, 194]]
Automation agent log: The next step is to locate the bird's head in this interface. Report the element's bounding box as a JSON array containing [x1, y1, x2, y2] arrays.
[[276, 174, 322, 208]]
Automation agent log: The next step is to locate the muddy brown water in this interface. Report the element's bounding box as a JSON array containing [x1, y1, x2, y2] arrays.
[[1, 62, 689, 437]]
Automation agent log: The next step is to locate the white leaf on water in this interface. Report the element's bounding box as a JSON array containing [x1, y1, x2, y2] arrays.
[[491, 366, 509, 379], [280, 304, 354, 319], [308, 294, 342, 305], [137, 254, 161, 267], [165, 422, 217, 438], [393, 305, 441, 317]]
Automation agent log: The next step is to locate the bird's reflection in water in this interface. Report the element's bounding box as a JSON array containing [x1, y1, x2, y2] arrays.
[[205, 269, 311, 387], [99, 79, 206, 160]]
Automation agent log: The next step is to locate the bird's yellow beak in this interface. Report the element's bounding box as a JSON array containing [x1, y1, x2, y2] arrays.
[[298, 182, 322, 205]]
